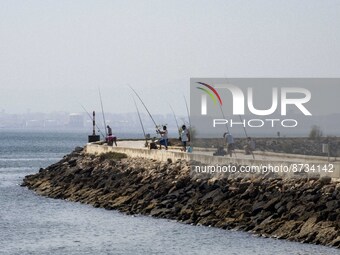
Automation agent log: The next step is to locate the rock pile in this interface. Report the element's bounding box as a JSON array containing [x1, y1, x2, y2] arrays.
[[22, 149, 340, 248]]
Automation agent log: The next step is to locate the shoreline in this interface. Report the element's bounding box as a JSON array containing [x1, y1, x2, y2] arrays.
[[22, 148, 340, 248]]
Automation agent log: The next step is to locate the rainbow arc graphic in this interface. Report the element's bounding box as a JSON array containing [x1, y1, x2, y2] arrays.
[[196, 82, 222, 105], [196, 82, 222, 115]]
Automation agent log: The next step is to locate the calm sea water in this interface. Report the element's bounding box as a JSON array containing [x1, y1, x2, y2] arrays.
[[0, 131, 337, 255]]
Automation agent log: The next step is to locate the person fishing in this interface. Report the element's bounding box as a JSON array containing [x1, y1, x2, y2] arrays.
[[107, 125, 112, 136], [244, 137, 255, 157], [132, 96, 149, 147], [149, 137, 158, 150], [180, 125, 190, 152], [157, 125, 168, 150], [223, 132, 235, 157], [106, 125, 117, 146]]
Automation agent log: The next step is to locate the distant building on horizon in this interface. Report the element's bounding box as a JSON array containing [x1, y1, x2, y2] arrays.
[[68, 113, 84, 128], [25, 119, 44, 128]]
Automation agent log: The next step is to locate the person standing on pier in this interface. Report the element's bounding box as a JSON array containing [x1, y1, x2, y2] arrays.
[[223, 132, 235, 157], [244, 137, 255, 157], [180, 125, 190, 152], [158, 125, 168, 150]]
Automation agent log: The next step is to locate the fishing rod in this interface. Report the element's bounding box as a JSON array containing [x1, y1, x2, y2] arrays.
[[183, 95, 191, 128], [238, 115, 248, 137], [209, 79, 236, 158], [223, 78, 249, 138], [169, 103, 180, 135], [218, 103, 237, 159], [223, 78, 251, 158], [98, 88, 108, 137], [132, 95, 148, 146], [128, 85, 159, 129], [80, 104, 105, 138], [219, 104, 230, 133], [183, 95, 193, 152]]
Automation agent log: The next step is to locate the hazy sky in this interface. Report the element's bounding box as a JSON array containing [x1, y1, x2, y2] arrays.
[[1, 0, 340, 115]]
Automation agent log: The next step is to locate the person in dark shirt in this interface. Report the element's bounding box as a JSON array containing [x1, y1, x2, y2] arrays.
[[107, 125, 112, 136]]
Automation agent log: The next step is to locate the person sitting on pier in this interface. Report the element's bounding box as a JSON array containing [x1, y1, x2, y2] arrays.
[[106, 125, 117, 146], [223, 132, 234, 157], [106, 134, 117, 146], [157, 125, 168, 150], [149, 137, 158, 150]]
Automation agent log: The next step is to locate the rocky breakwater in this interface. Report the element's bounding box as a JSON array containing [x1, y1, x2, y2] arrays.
[[22, 148, 340, 248]]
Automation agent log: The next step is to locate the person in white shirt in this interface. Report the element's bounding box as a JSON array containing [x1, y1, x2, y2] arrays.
[[180, 125, 190, 152], [158, 125, 168, 150]]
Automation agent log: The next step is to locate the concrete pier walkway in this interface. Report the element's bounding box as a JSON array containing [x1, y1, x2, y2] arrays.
[[85, 140, 340, 179]]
